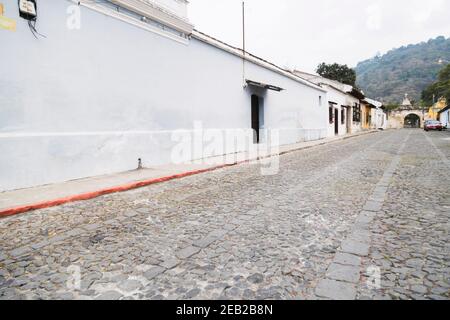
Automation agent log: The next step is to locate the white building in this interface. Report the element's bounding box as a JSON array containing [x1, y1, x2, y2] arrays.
[[0, 0, 328, 192], [438, 106, 450, 129], [364, 98, 387, 130], [294, 71, 365, 137]]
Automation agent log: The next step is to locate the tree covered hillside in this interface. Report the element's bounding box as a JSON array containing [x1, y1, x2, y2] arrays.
[[355, 36, 450, 104]]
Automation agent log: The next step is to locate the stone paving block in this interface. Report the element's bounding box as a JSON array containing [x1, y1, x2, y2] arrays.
[[348, 230, 371, 244], [31, 241, 50, 250], [363, 201, 384, 212], [83, 223, 101, 231], [65, 228, 85, 238], [118, 279, 142, 292], [160, 258, 180, 270], [369, 196, 386, 205], [359, 211, 376, 219], [353, 220, 370, 230], [208, 229, 228, 239], [193, 236, 217, 249], [326, 263, 360, 284], [368, 194, 386, 203], [223, 224, 238, 231], [373, 186, 388, 194], [10, 246, 32, 258], [176, 246, 201, 259], [356, 217, 375, 228], [341, 240, 370, 257], [103, 219, 117, 225], [124, 210, 139, 218], [95, 290, 123, 300], [144, 266, 166, 280], [48, 234, 69, 244], [333, 252, 361, 267], [135, 208, 150, 214], [315, 279, 357, 300], [376, 181, 390, 188]]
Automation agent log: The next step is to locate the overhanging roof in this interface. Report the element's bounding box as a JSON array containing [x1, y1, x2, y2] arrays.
[[364, 97, 383, 108], [246, 80, 284, 92], [350, 88, 365, 100], [192, 30, 326, 93], [438, 105, 450, 114], [109, 0, 194, 34]]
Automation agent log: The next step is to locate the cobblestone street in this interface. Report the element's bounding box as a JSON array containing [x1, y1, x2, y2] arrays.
[[0, 129, 449, 300]]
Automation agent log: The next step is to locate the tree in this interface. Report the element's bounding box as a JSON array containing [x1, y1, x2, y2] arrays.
[[316, 63, 357, 86], [421, 64, 450, 106], [385, 103, 400, 111]]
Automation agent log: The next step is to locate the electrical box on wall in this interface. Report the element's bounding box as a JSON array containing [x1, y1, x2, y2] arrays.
[[19, 0, 36, 20]]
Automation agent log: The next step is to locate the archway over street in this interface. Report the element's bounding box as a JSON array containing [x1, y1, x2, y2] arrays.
[[404, 114, 421, 128]]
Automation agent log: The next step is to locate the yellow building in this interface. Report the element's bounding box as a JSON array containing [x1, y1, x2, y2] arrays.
[[427, 97, 447, 121], [361, 101, 372, 130]]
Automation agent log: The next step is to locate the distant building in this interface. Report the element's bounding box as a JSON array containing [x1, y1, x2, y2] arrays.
[[364, 98, 387, 130], [293, 71, 366, 137], [426, 97, 447, 121], [437, 99, 449, 128], [387, 94, 424, 129]]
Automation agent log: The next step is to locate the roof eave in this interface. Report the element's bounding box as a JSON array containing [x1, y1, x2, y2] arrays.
[[192, 30, 326, 93]]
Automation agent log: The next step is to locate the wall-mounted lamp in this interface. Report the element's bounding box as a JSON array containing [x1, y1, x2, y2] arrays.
[[18, 0, 37, 21]]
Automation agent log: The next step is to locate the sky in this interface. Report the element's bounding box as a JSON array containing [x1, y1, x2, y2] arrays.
[[188, 0, 450, 73]]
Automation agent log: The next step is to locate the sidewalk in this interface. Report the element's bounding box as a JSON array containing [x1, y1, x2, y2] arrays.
[[0, 130, 379, 217]]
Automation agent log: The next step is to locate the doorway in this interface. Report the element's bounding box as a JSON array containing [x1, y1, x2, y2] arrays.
[[334, 108, 339, 135], [251, 95, 264, 144], [404, 114, 421, 128]]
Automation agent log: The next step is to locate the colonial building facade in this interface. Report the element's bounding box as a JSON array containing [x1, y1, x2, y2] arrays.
[[1, 0, 330, 192], [293, 71, 382, 137], [0, 0, 388, 192]]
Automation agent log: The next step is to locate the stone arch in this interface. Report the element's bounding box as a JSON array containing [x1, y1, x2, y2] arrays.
[[404, 113, 421, 128], [387, 109, 425, 129]]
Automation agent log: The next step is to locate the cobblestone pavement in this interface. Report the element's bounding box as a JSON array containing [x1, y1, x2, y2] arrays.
[[0, 129, 449, 300]]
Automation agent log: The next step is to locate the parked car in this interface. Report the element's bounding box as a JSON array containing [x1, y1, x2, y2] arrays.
[[424, 120, 444, 131]]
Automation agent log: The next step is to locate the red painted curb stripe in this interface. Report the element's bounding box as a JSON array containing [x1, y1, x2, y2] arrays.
[[0, 131, 378, 218], [0, 163, 239, 218]]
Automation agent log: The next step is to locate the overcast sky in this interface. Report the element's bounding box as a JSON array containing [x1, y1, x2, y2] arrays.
[[188, 0, 450, 73]]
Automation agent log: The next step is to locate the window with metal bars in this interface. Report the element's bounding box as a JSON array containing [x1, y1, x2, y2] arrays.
[[329, 104, 334, 124], [353, 103, 361, 122]]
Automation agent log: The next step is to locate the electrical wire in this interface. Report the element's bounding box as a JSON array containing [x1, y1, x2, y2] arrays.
[[28, 18, 46, 39]]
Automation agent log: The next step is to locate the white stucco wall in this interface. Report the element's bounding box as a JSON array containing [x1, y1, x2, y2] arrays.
[[371, 108, 387, 130], [324, 86, 351, 137], [0, 0, 327, 191], [439, 110, 449, 128]]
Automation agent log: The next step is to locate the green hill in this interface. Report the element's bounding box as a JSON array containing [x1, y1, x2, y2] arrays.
[[355, 36, 450, 104]]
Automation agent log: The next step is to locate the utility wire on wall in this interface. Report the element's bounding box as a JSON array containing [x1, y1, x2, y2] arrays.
[[28, 17, 46, 39]]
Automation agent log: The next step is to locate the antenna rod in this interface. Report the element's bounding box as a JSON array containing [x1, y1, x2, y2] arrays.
[[242, 1, 246, 87]]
